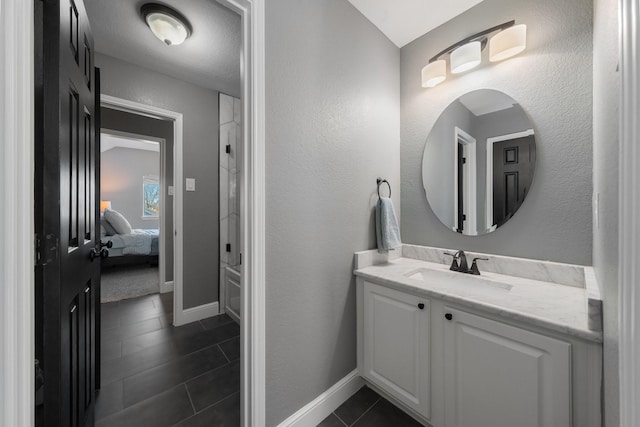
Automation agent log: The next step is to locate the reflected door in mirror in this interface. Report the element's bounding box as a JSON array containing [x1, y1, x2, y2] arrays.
[[492, 135, 535, 227]]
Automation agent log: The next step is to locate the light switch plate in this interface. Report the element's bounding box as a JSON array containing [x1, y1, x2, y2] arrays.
[[186, 178, 196, 192], [168, 186, 174, 196]]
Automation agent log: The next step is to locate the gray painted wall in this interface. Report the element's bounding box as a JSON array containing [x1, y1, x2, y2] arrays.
[[101, 146, 159, 229], [401, 0, 594, 265], [593, 0, 620, 425], [265, 0, 400, 424], [101, 107, 174, 282], [97, 53, 226, 309]]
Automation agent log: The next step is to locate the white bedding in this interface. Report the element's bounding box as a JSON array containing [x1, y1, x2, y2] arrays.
[[108, 229, 155, 255]]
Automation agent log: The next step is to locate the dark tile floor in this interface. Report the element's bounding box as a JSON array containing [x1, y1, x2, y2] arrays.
[[96, 292, 240, 427], [318, 386, 423, 427]]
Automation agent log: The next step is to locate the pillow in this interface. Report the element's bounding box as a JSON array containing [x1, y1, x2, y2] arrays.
[[100, 217, 117, 236], [104, 208, 132, 235]]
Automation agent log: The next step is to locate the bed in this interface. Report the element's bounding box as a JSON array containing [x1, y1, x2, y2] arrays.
[[101, 229, 159, 268]]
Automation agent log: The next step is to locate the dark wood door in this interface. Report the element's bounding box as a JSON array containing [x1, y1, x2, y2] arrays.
[[35, 0, 100, 425], [492, 135, 535, 227]]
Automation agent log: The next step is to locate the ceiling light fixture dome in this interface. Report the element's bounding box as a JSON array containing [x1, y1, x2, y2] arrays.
[[141, 3, 192, 46]]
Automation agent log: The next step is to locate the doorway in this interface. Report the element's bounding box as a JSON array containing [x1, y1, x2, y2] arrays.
[[453, 127, 477, 235], [1, 0, 266, 425], [99, 129, 167, 303]]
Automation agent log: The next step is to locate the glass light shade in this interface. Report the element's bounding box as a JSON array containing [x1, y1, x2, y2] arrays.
[[100, 200, 111, 213], [146, 12, 189, 46], [450, 41, 482, 74], [490, 24, 527, 62], [422, 60, 447, 88]]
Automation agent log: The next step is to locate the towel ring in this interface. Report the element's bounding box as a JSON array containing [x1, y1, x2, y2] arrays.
[[377, 178, 391, 198]]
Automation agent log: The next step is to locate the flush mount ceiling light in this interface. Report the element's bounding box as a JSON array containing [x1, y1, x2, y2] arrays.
[[141, 3, 192, 46], [421, 21, 527, 89]]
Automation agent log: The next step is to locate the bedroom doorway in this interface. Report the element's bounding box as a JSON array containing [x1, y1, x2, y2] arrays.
[[99, 128, 167, 304]]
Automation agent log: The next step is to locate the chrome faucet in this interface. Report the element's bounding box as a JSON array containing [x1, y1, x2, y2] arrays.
[[444, 250, 489, 275]]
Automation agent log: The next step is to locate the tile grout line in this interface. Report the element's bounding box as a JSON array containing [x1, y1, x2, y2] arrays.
[[101, 343, 234, 389], [184, 383, 197, 416], [218, 343, 231, 363], [332, 411, 349, 427], [346, 396, 381, 426], [191, 390, 240, 416]]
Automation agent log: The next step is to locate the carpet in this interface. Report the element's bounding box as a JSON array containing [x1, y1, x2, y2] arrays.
[[101, 265, 159, 303]]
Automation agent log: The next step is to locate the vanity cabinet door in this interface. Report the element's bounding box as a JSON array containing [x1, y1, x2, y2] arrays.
[[443, 308, 571, 427], [363, 281, 430, 419]]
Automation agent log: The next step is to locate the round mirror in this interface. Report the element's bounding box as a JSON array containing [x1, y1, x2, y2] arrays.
[[422, 89, 536, 236]]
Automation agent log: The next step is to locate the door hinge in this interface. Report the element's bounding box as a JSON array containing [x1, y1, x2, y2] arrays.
[[35, 234, 58, 266], [462, 214, 467, 221], [225, 144, 231, 154], [462, 157, 467, 164], [226, 243, 231, 252]]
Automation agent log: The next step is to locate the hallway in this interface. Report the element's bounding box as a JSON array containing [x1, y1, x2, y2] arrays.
[[96, 293, 240, 426]]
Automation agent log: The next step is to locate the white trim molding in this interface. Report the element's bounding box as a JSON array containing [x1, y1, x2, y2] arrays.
[[179, 302, 220, 325], [160, 281, 174, 293], [0, 1, 35, 426], [276, 371, 364, 427], [216, 0, 266, 426], [619, 0, 640, 425], [100, 95, 186, 327]]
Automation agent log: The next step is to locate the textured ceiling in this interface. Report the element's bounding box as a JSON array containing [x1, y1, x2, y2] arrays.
[[85, 0, 241, 94], [346, 0, 486, 47]]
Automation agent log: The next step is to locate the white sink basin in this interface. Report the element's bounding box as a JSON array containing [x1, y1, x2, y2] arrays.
[[406, 266, 513, 294]]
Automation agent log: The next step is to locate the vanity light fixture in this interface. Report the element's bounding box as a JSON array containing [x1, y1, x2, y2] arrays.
[[421, 20, 527, 88], [489, 24, 527, 62], [141, 3, 192, 46], [422, 60, 447, 88], [450, 41, 482, 74]]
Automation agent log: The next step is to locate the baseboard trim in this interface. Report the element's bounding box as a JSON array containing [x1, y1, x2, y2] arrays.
[[160, 280, 174, 293], [178, 301, 219, 325], [276, 370, 364, 427]]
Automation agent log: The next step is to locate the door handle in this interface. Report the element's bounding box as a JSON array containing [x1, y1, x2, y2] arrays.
[[89, 248, 109, 261], [445, 313, 453, 321], [418, 303, 425, 310], [100, 240, 113, 249]]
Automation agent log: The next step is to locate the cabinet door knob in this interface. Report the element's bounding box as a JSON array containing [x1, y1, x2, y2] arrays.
[[418, 303, 425, 310], [445, 313, 453, 321]]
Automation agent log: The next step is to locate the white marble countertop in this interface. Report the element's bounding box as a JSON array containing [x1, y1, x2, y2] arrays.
[[355, 256, 602, 343]]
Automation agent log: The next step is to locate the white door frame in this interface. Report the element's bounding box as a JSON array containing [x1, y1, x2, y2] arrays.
[[485, 129, 535, 231], [1, 0, 267, 423], [99, 128, 169, 292], [0, 1, 35, 426], [100, 95, 188, 324], [215, 1, 267, 425], [453, 127, 477, 235], [618, 0, 640, 425]]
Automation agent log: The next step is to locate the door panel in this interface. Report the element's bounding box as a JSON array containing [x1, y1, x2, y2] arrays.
[[363, 282, 430, 418], [444, 308, 571, 427], [36, 0, 99, 425], [492, 135, 534, 227]]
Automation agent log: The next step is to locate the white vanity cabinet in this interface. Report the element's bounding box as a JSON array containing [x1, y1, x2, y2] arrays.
[[361, 281, 431, 419], [357, 277, 602, 427], [443, 308, 571, 427]]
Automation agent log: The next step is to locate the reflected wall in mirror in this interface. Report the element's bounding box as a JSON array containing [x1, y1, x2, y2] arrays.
[[422, 89, 536, 236]]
